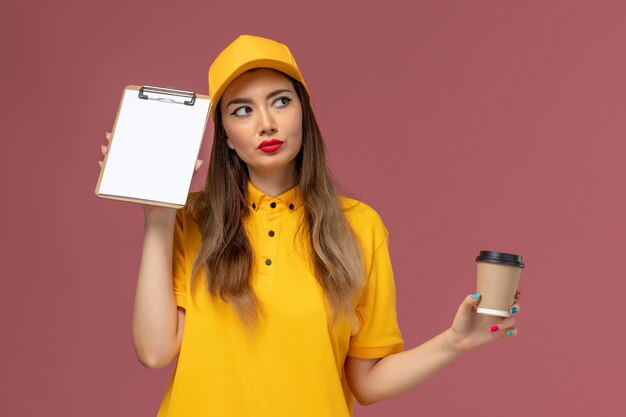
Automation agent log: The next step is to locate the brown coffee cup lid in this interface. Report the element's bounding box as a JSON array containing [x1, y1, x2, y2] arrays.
[[476, 250, 524, 268]]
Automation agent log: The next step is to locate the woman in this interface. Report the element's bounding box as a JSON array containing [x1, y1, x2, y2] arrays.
[[99, 35, 520, 417]]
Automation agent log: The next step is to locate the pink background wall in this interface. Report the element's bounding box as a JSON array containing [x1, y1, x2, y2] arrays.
[[2, 0, 624, 415]]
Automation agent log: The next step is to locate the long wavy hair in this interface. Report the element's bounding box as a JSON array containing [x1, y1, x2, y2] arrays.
[[186, 71, 364, 334]]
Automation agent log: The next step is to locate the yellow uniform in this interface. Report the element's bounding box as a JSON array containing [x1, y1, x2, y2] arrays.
[[157, 181, 404, 417]]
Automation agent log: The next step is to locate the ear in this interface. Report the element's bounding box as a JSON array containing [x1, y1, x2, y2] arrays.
[[225, 137, 235, 150]]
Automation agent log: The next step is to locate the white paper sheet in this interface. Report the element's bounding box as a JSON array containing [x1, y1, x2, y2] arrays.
[[97, 86, 210, 207]]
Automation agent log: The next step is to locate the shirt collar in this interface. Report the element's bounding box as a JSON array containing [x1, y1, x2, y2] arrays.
[[246, 180, 303, 212]]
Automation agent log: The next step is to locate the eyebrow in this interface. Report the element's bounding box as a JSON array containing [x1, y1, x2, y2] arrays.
[[226, 89, 294, 108]]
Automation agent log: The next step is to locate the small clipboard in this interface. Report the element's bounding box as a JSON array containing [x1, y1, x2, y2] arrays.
[[95, 85, 211, 208]]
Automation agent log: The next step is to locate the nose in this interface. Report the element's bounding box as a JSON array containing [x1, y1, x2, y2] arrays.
[[258, 107, 278, 136]]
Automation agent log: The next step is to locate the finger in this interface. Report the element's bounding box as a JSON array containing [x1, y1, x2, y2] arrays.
[[105, 131, 111, 142], [101, 144, 108, 156], [458, 293, 481, 315], [515, 290, 522, 300], [489, 316, 516, 333], [194, 159, 204, 172], [510, 303, 520, 315], [505, 328, 518, 337]]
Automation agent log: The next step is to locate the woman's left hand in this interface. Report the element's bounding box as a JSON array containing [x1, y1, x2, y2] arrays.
[[448, 291, 521, 355]]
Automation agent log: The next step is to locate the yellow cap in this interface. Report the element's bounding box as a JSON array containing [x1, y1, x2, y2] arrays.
[[208, 35, 310, 120]]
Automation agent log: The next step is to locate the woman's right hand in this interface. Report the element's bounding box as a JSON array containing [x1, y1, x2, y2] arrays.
[[99, 131, 204, 223]]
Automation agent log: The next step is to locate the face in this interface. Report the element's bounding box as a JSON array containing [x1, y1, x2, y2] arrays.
[[220, 68, 303, 182]]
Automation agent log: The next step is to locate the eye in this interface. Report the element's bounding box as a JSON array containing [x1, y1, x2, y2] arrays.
[[231, 106, 252, 117], [273, 97, 292, 108]]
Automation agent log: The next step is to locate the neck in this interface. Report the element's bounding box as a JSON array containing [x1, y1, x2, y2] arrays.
[[248, 165, 297, 198]]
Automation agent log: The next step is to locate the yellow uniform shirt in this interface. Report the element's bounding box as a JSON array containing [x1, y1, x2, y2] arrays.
[[157, 181, 404, 417]]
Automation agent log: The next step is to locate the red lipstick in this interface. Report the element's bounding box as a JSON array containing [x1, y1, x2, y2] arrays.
[[258, 139, 284, 153]]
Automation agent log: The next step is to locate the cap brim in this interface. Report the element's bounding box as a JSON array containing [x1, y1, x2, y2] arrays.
[[210, 59, 309, 120]]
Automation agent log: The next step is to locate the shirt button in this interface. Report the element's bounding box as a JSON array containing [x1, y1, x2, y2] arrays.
[[270, 202, 277, 208], [268, 230, 275, 237], [265, 259, 272, 266], [289, 203, 294, 210]]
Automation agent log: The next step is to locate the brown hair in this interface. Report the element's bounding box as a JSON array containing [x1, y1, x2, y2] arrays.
[[186, 73, 364, 334]]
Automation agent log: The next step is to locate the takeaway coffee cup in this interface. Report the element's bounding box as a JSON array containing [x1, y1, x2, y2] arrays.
[[475, 251, 524, 317]]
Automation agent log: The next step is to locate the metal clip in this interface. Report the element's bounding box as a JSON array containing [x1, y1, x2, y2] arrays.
[[138, 85, 196, 106]]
